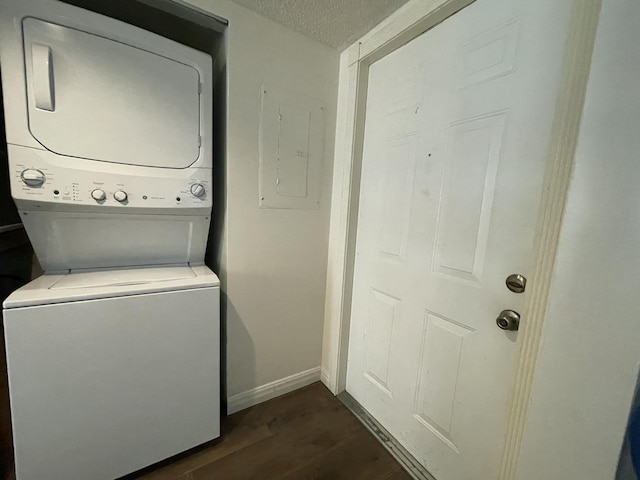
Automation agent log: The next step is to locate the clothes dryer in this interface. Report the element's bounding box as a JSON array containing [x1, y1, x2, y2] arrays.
[[0, 0, 214, 271]]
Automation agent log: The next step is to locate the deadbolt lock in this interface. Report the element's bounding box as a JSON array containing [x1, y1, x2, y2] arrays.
[[506, 274, 527, 293], [496, 310, 520, 331]]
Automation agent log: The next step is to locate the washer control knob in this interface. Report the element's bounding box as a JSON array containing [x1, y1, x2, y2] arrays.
[[114, 190, 128, 203], [21, 169, 45, 187], [91, 189, 106, 201], [190, 183, 205, 198]]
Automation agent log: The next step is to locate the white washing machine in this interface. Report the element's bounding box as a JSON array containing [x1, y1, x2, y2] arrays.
[[4, 266, 220, 480], [0, 0, 221, 478]]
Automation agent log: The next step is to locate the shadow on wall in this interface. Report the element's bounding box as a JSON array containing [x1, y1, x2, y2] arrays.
[[0, 232, 35, 477], [59, 0, 220, 50], [205, 37, 228, 414], [0, 74, 40, 479], [0, 68, 19, 230], [617, 367, 640, 480], [224, 300, 255, 415]]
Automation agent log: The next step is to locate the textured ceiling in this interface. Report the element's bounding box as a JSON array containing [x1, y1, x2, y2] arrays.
[[227, 0, 409, 50]]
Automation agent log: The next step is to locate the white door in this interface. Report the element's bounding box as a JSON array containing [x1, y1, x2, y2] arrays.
[[346, 0, 574, 479]]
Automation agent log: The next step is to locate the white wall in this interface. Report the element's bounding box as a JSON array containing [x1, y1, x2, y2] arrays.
[[184, 0, 339, 410], [516, 1, 640, 478]]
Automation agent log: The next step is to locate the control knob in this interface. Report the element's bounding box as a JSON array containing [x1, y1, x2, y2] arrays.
[[21, 169, 45, 187], [91, 189, 106, 201], [190, 183, 206, 198], [114, 190, 128, 203]]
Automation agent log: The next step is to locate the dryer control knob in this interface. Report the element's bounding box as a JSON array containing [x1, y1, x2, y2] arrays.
[[114, 190, 128, 203], [190, 183, 205, 198], [21, 169, 45, 187], [91, 189, 106, 201]]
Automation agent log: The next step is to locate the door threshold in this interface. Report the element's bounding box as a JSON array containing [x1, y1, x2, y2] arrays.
[[337, 392, 437, 480]]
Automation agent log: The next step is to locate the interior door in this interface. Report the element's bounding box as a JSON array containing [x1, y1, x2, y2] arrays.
[[346, 0, 574, 479]]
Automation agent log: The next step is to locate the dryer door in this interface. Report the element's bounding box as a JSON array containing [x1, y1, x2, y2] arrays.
[[22, 17, 202, 169]]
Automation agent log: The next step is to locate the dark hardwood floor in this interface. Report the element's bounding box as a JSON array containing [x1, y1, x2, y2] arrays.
[[4, 382, 410, 480], [135, 382, 411, 480]]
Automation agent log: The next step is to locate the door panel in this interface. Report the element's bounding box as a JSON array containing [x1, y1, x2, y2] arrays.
[[414, 311, 473, 452], [376, 137, 417, 259], [364, 289, 400, 396], [434, 112, 506, 282], [346, 0, 574, 479]]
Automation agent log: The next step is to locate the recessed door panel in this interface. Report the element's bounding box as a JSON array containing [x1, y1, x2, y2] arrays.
[[433, 112, 506, 283], [456, 19, 521, 89], [23, 18, 201, 169], [376, 137, 417, 259], [364, 289, 400, 397], [413, 312, 474, 453]]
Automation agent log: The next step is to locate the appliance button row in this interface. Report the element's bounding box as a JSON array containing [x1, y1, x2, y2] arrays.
[[91, 189, 128, 203], [21, 171, 206, 203]]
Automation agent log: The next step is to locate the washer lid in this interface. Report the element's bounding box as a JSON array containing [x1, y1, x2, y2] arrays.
[[23, 17, 202, 169], [50, 266, 196, 289], [2, 265, 220, 309]]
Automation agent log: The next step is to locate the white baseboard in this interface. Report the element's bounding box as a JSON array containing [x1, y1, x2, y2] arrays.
[[227, 366, 321, 415]]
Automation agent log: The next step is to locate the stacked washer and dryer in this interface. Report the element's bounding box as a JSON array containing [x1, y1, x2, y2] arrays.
[[0, 0, 221, 478]]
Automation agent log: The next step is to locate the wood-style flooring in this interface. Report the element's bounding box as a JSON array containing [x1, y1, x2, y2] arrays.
[[134, 382, 411, 480]]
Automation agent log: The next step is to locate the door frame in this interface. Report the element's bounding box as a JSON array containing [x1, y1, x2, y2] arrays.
[[320, 0, 602, 477]]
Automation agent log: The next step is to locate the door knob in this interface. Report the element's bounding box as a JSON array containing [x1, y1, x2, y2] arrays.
[[506, 274, 527, 293], [496, 310, 520, 331]]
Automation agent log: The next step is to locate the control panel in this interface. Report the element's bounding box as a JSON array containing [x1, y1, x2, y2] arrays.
[[9, 149, 212, 211]]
